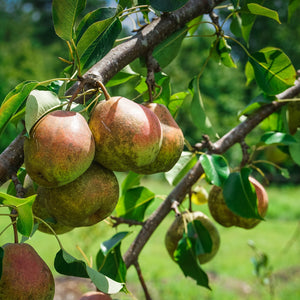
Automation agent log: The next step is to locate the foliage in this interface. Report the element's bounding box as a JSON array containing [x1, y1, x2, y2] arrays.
[[0, 0, 300, 299]]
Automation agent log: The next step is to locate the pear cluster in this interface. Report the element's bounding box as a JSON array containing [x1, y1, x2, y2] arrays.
[[23, 95, 184, 234]]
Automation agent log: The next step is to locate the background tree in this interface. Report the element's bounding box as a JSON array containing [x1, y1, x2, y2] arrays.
[[0, 0, 300, 299]]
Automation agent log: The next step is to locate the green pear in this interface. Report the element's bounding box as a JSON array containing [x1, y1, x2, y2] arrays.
[[208, 177, 269, 229], [38, 162, 119, 227], [24, 110, 95, 188], [0, 243, 55, 300], [165, 211, 220, 264], [135, 103, 184, 174], [88, 97, 162, 172]]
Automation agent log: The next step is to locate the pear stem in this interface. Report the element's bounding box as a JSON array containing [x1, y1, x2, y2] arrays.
[[96, 81, 111, 100]]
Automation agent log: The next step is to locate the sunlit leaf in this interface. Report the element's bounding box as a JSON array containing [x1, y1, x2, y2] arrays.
[[115, 187, 155, 222], [121, 172, 143, 194], [54, 249, 123, 294], [52, 0, 86, 41], [260, 131, 297, 145], [0, 192, 36, 237], [106, 66, 139, 87], [215, 37, 237, 68], [249, 47, 296, 95], [200, 154, 230, 187], [165, 152, 198, 186], [25, 90, 61, 133], [246, 3, 280, 24], [168, 91, 189, 117], [223, 169, 262, 219], [0, 81, 39, 135]]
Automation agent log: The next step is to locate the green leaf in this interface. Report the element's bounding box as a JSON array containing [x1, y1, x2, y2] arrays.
[[121, 172, 143, 194], [168, 92, 189, 117], [289, 129, 300, 166], [249, 47, 296, 95], [52, 0, 86, 41], [77, 17, 122, 72], [115, 187, 155, 222], [76, 7, 117, 42], [215, 37, 237, 68], [106, 66, 139, 87], [200, 154, 230, 187], [153, 27, 187, 68], [189, 77, 217, 137], [240, 10, 256, 44], [165, 152, 198, 186], [187, 15, 203, 36], [0, 192, 36, 237], [150, 0, 189, 12], [246, 3, 280, 24], [96, 232, 130, 283], [260, 131, 297, 145], [54, 249, 123, 294], [25, 90, 61, 133], [223, 169, 262, 220], [0, 81, 39, 135], [174, 233, 210, 289], [288, 0, 300, 22]]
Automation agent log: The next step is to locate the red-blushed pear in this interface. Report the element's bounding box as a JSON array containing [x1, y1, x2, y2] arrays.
[[0, 243, 55, 300], [24, 110, 95, 188], [208, 177, 269, 229], [38, 162, 119, 227], [165, 211, 220, 264], [135, 103, 184, 174], [79, 291, 112, 300], [88, 96, 162, 172], [23, 174, 73, 234]]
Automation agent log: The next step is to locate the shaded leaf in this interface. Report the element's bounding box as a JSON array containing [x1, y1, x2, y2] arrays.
[[174, 233, 210, 289], [54, 249, 123, 294], [115, 187, 155, 222], [289, 130, 300, 166], [25, 90, 61, 133], [153, 27, 187, 68], [249, 47, 296, 95], [189, 78, 217, 137], [165, 152, 198, 186], [223, 169, 262, 219], [150, 0, 189, 12], [96, 232, 130, 283], [121, 172, 143, 194], [0, 192, 36, 237], [260, 131, 297, 145], [200, 154, 230, 187], [0, 81, 39, 135], [52, 0, 86, 41], [78, 17, 122, 72], [106, 66, 139, 87], [215, 37, 237, 68], [288, 101, 300, 135], [288, 0, 300, 22]]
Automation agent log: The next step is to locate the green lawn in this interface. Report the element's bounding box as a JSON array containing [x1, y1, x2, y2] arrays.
[[1, 179, 300, 299]]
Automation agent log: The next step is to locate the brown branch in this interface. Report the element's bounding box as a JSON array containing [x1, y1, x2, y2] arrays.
[[110, 216, 145, 227], [123, 80, 300, 268]]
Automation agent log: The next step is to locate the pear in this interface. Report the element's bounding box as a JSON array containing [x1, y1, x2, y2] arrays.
[[24, 110, 95, 188], [165, 211, 220, 264], [0, 243, 55, 300], [208, 177, 269, 229], [136, 103, 184, 174], [38, 162, 119, 227], [89, 97, 162, 172]]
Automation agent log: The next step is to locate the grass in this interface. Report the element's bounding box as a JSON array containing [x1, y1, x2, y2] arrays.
[[1, 178, 300, 299]]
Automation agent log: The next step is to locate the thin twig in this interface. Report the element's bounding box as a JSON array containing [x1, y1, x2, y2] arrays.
[[133, 260, 152, 300], [110, 216, 145, 227]]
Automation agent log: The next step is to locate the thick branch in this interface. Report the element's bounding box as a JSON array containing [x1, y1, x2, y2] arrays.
[[66, 0, 225, 97], [0, 0, 225, 186], [123, 80, 300, 268]]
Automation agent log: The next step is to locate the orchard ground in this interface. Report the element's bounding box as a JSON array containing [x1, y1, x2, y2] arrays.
[[1, 177, 299, 300]]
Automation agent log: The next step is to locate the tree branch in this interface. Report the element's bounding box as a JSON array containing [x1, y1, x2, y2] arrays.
[[123, 80, 300, 268], [0, 0, 225, 186]]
